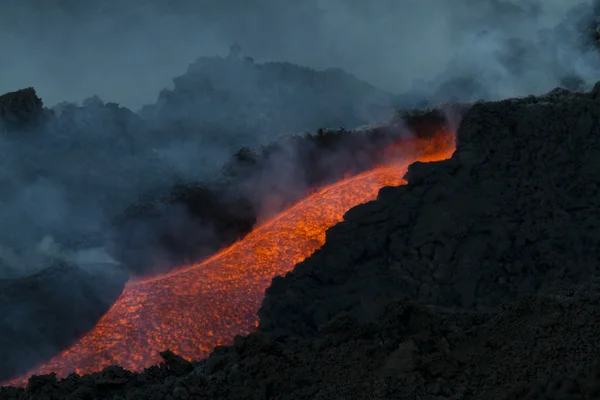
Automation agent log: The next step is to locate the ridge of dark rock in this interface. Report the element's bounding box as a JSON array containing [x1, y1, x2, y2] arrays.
[[258, 86, 600, 339], [0, 88, 47, 132]]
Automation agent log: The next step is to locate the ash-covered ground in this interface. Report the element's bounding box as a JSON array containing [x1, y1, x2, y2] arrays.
[[4, 81, 600, 400]]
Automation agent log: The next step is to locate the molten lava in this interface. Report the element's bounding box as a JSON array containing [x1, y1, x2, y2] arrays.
[[7, 128, 455, 385]]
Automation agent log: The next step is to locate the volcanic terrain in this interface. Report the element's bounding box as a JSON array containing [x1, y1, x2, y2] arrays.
[[0, 56, 418, 383], [3, 6, 600, 395], [2, 81, 600, 399]]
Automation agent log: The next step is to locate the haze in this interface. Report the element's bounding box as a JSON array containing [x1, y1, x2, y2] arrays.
[[0, 0, 591, 109]]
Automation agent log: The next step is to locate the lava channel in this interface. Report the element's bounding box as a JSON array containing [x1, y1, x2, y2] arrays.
[[6, 128, 456, 386]]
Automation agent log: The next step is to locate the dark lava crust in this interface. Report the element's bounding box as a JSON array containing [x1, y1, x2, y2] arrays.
[[5, 85, 600, 398], [258, 86, 600, 338]]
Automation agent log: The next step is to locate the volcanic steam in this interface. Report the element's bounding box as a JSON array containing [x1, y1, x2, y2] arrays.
[[6, 127, 456, 386]]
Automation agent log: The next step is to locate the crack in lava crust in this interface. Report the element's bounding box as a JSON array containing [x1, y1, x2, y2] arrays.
[[6, 129, 455, 386]]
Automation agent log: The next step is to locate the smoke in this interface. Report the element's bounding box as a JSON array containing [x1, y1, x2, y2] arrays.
[[1, 0, 594, 379], [0, 0, 596, 279], [0, 0, 597, 110]]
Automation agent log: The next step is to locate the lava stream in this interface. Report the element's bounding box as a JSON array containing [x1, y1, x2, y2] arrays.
[[7, 129, 455, 385]]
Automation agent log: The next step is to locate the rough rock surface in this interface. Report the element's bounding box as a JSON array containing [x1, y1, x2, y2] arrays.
[[0, 261, 127, 382], [0, 88, 46, 132], [259, 86, 600, 338], [4, 84, 600, 399], [3, 290, 600, 400]]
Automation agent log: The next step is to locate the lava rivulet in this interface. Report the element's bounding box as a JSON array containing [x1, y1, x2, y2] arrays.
[[8, 128, 455, 385]]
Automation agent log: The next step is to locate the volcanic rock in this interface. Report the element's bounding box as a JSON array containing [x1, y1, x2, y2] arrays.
[[4, 288, 600, 399], [0, 260, 127, 382], [0, 88, 46, 132], [258, 86, 600, 339]]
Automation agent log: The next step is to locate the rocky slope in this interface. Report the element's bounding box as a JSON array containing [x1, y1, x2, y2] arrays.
[[4, 83, 600, 399], [258, 86, 600, 338], [0, 261, 127, 383]]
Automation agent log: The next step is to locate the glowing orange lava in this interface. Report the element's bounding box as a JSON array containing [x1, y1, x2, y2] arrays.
[[6, 128, 455, 386]]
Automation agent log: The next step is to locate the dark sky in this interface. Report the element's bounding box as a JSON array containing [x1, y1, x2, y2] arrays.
[[0, 0, 591, 109]]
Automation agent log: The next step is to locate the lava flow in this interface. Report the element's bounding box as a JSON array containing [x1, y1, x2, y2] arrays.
[[7, 128, 456, 386]]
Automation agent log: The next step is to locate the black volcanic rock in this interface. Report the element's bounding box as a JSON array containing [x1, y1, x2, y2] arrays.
[[258, 86, 600, 339], [5, 289, 600, 399], [0, 88, 46, 132], [0, 260, 127, 382]]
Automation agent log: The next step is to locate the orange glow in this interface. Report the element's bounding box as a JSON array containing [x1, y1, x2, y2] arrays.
[[5, 128, 455, 386]]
